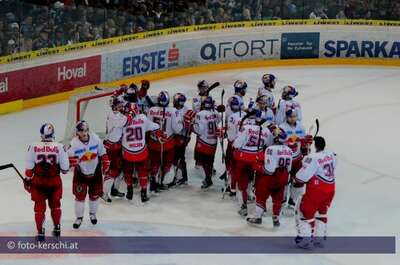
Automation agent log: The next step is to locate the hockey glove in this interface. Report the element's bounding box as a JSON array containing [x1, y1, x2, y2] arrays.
[[141, 79, 150, 90], [154, 129, 168, 143], [216, 104, 226, 113], [215, 127, 225, 138], [183, 110, 196, 129], [69, 156, 79, 168], [101, 154, 111, 174]]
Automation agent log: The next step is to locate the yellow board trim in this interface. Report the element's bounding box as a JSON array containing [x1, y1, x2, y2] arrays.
[[1, 58, 400, 114], [0, 100, 23, 115], [1, 19, 400, 65]]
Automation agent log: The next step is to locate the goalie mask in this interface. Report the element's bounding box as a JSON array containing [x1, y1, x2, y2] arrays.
[[40, 123, 55, 140]]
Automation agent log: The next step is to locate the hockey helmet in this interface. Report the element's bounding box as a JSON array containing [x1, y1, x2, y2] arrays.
[[262, 74, 276, 88], [173, 93, 187, 108], [234, 80, 247, 95], [40, 123, 55, 140], [158, 91, 170, 107]]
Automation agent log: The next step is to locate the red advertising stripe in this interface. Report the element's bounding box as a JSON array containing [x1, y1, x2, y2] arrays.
[[0, 56, 101, 104]]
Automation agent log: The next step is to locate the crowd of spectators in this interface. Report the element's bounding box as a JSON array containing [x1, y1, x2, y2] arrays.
[[0, 0, 399, 56]]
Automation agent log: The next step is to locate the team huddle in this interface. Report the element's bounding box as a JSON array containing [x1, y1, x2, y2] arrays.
[[23, 75, 337, 249]]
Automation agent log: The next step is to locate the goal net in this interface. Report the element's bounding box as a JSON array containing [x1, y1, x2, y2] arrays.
[[64, 87, 116, 142]]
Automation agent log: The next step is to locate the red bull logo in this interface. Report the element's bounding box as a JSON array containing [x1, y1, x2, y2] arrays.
[[80, 152, 97, 162]]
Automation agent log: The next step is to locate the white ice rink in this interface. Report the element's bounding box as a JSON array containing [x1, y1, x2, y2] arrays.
[[0, 66, 399, 264]]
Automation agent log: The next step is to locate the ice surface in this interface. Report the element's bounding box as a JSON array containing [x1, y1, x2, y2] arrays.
[[0, 66, 399, 264]]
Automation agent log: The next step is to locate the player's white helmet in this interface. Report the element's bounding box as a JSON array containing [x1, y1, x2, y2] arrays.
[[230, 95, 243, 112], [262, 74, 276, 88], [158, 91, 170, 107], [76, 120, 89, 133], [234, 80, 247, 96], [40, 123, 55, 140], [282, 85, 298, 100], [197, 80, 209, 96], [173, 93, 186, 108]]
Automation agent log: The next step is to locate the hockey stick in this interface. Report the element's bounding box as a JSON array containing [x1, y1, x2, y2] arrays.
[[206, 82, 220, 96], [314, 119, 320, 137], [0, 163, 25, 182], [219, 89, 225, 164], [157, 106, 167, 188]]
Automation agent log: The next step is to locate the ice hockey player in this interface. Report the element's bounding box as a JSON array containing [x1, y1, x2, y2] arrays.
[[294, 136, 336, 249], [257, 74, 277, 112], [255, 95, 275, 124], [225, 96, 245, 196], [169, 93, 194, 186], [247, 127, 293, 227], [123, 83, 139, 105], [221, 80, 247, 120], [102, 97, 127, 203], [137, 79, 156, 114], [67, 121, 110, 229], [122, 103, 163, 202], [147, 91, 183, 192], [192, 80, 210, 113], [279, 109, 312, 213], [233, 110, 274, 217], [193, 96, 222, 189], [24, 123, 69, 241], [275, 85, 302, 125]]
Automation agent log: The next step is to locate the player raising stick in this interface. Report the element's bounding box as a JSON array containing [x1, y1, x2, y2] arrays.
[[24, 123, 69, 241], [247, 127, 293, 227], [122, 103, 162, 202], [68, 121, 110, 229], [294, 136, 337, 249]]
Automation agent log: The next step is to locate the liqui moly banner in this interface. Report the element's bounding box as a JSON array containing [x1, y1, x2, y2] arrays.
[[0, 56, 101, 104]]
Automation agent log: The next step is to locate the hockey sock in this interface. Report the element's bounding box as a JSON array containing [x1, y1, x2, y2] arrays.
[[255, 204, 265, 219], [74, 200, 85, 218], [34, 201, 46, 232], [89, 199, 99, 215], [114, 174, 124, 190], [103, 178, 114, 196]]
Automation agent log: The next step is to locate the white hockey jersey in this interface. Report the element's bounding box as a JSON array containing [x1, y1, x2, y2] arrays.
[[233, 124, 273, 161], [279, 121, 306, 160], [176, 105, 191, 136], [26, 141, 69, 173], [264, 144, 293, 175], [147, 106, 183, 150], [226, 110, 246, 142], [192, 96, 205, 113], [275, 99, 302, 125], [296, 150, 337, 185], [257, 86, 275, 109], [263, 108, 275, 124], [193, 110, 220, 145], [122, 113, 160, 161], [67, 133, 106, 176], [225, 95, 245, 121], [105, 111, 128, 144]]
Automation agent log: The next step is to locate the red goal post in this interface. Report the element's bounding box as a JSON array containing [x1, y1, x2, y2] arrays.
[[64, 87, 116, 142]]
